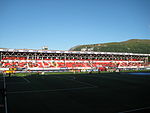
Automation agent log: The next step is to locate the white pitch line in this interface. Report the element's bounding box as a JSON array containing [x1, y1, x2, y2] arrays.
[[7, 86, 97, 94], [3, 74, 8, 113], [118, 106, 150, 113], [22, 76, 30, 83]]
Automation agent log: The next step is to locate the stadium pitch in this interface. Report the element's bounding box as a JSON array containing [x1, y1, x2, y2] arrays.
[[1, 72, 150, 113]]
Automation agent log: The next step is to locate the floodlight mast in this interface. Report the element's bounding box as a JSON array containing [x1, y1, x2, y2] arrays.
[[42, 46, 48, 50]]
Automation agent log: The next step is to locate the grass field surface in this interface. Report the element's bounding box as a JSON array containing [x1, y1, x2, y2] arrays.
[[0, 72, 150, 113]]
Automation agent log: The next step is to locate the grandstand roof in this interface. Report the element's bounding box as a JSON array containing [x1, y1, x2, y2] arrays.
[[0, 48, 150, 56]]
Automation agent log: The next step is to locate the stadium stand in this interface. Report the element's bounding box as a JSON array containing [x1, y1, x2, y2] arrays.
[[0, 48, 149, 71]]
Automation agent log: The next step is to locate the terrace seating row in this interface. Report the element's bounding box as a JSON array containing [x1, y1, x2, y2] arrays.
[[1, 57, 143, 61], [0, 60, 146, 69]]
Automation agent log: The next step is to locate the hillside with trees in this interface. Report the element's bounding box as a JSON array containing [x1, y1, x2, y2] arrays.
[[69, 39, 150, 54]]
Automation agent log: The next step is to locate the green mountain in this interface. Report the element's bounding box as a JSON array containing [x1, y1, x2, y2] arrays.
[[69, 39, 150, 54]]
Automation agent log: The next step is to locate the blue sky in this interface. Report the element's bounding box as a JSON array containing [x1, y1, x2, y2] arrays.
[[0, 0, 150, 50]]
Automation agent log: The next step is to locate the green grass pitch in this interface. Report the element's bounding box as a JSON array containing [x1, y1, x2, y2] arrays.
[[1, 72, 150, 113]]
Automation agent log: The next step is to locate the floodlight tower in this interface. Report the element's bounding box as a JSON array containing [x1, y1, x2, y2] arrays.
[[42, 46, 48, 50]]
